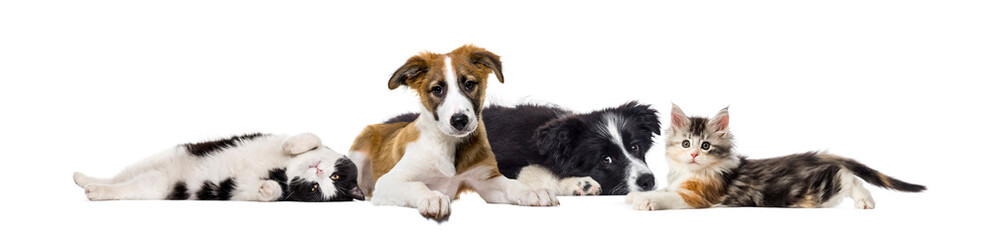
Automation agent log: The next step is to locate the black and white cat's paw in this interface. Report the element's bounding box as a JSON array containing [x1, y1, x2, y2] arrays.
[[281, 133, 322, 155], [257, 180, 282, 202], [83, 184, 110, 201], [416, 191, 451, 220], [73, 172, 110, 188], [559, 177, 601, 196]]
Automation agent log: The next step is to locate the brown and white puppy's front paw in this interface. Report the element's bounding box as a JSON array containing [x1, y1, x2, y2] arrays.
[[416, 191, 451, 220], [559, 177, 601, 196], [257, 180, 282, 202], [509, 188, 559, 207]]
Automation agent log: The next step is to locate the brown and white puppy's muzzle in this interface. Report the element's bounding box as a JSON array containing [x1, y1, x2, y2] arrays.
[[388, 45, 504, 137]]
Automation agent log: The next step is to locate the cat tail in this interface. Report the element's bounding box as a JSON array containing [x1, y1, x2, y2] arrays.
[[828, 155, 927, 192]]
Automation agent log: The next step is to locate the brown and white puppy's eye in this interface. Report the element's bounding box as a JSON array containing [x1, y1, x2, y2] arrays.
[[330, 173, 339, 180], [430, 84, 445, 97]]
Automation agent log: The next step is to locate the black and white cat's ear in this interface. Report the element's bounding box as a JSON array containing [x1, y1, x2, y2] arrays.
[[534, 117, 582, 163], [282, 133, 323, 155], [709, 107, 730, 136], [670, 103, 690, 129]]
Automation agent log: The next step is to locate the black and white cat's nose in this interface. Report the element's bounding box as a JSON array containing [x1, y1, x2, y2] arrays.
[[450, 113, 469, 130], [636, 174, 656, 191]]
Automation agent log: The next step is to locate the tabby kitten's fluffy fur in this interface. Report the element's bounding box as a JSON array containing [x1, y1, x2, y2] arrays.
[[73, 133, 364, 202], [626, 104, 925, 210]]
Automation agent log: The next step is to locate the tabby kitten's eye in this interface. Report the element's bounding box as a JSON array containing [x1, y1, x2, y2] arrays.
[[681, 140, 691, 148], [601, 155, 613, 165], [330, 173, 339, 180], [311, 184, 318, 192], [701, 142, 711, 150]]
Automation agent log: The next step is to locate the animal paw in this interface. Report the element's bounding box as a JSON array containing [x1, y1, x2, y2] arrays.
[[417, 191, 451, 220], [559, 177, 601, 196], [258, 181, 282, 201], [510, 188, 559, 206], [626, 191, 665, 211], [84, 184, 106, 201], [854, 198, 875, 209]]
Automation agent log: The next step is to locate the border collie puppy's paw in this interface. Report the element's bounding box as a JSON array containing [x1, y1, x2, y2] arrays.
[[559, 177, 601, 196], [257, 180, 282, 202], [510, 188, 559, 207], [417, 191, 451, 220]]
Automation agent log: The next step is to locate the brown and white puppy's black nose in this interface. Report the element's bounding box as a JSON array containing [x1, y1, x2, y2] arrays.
[[450, 113, 469, 131]]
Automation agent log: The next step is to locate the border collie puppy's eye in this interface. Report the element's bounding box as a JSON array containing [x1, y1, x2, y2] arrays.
[[464, 80, 477, 91], [681, 140, 691, 148], [431, 85, 444, 97], [630, 144, 640, 154], [701, 142, 711, 150], [330, 173, 339, 180], [601, 155, 613, 165]]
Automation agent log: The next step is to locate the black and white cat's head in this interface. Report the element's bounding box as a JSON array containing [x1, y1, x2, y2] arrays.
[[280, 134, 364, 202], [535, 101, 661, 195], [665, 104, 738, 173]]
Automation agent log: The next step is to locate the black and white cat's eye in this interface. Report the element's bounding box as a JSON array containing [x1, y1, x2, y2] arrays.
[[601, 155, 613, 165], [681, 140, 691, 148], [310, 184, 318, 192], [430, 85, 444, 97], [701, 142, 711, 150], [330, 173, 339, 180], [464, 80, 477, 91]]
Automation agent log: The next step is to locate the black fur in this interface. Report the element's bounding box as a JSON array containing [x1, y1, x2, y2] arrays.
[[195, 178, 237, 200], [381, 102, 662, 195], [166, 181, 190, 200], [182, 133, 269, 157], [265, 168, 291, 199]]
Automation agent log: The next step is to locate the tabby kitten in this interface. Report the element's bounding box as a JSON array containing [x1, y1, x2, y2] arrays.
[[626, 104, 925, 210], [73, 133, 364, 202]]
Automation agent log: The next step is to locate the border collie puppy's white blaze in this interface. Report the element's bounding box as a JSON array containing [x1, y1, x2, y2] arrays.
[[349, 45, 557, 221], [384, 101, 663, 196], [73, 133, 365, 202]]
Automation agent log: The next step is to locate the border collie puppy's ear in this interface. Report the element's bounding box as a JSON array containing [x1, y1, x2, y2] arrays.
[[388, 56, 428, 90], [282, 133, 322, 155], [469, 48, 503, 83], [619, 101, 662, 135], [533, 117, 582, 163]]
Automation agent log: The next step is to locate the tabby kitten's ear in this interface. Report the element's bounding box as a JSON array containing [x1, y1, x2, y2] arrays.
[[670, 103, 690, 129], [709, 107, 730, 137]]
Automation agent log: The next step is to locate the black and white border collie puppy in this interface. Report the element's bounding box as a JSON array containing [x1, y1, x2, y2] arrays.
[[73, 133, 364, 202], [388, 102, 661, 195]]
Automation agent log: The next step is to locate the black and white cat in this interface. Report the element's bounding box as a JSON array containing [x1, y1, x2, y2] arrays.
[[626, 104, 925, 210], [73, 133, 365, 202]]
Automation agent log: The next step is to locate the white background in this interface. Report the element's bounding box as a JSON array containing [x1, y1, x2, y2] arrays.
[[2, 0, 990, 239]]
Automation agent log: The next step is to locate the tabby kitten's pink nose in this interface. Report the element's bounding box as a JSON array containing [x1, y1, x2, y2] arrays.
[[691, 153, 698, 158]]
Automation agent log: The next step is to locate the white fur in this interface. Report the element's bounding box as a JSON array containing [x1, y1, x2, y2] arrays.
[[74, 133, 345, 201], [516, 165, 601, 196]]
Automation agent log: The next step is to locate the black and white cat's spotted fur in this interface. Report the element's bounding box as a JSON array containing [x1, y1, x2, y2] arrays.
[[626, 104, 925, 210], [73, 133, 364, 202]]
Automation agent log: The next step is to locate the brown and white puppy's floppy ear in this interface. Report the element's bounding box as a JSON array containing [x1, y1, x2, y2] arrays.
[[388, 56, 428, 90], [468, 48, 503, 83], [282, 133, 322, 155]]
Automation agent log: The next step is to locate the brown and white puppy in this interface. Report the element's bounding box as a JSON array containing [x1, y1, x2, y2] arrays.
[[348, 45, 558, 220]]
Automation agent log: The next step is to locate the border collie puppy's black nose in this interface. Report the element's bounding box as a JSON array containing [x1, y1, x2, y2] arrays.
[[451, 114, 468, 130], [637, 174, 655, 191]]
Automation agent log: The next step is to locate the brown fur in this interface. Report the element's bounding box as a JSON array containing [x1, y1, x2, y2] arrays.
[[676, 176, 727, 208], [351, 45, 504, 196]]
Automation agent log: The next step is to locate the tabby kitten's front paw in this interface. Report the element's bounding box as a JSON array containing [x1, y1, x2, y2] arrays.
[[626, 191, 664, 211], [560, 177, 601, 196], [258, 180, 282, 201]]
